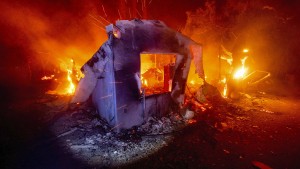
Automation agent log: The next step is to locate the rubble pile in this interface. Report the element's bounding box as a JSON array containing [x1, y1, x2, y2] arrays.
[[46, 97, 190, 167]]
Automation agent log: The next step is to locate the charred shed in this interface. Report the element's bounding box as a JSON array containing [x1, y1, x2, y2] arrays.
[[72, 20, 204, 131]]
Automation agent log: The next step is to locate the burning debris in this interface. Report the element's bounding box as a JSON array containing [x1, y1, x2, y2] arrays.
[[42, 58, 82, 95], [41, 75, 55, 81], [233, 56, 248, 80], [218, 46, 271, 99]]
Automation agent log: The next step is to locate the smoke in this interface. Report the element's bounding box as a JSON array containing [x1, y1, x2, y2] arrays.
[[0, 0, 108, 72], [0, 0, 208, 99], [182, 0, 300, 80]]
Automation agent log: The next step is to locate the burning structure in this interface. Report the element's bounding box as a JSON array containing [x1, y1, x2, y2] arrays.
[[72, 19, 204, 131]]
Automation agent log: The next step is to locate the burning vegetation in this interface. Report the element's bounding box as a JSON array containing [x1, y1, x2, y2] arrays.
[[40, 58, 81, 95]]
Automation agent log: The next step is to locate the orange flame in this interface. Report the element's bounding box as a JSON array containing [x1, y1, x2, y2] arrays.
[[221, 77, 228, 98], [143, 79, 148, 87], [233, 56, 248, 79], [66, 59, 76, 95], [66, 69, 75, 94], [44, 59, 80, 95], [243, 48, 249, 53]]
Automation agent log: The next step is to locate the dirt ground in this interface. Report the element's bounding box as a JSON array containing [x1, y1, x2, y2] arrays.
[[1, 79, 300, 169]]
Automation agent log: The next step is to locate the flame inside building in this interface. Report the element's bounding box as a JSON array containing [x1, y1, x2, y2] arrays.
[[140, 53, 176, 95]]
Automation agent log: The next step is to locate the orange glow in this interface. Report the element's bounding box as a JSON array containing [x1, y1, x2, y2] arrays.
[[190, 80, 195, 85], [168, 80, 172, 91], [41, 75, 54, 80], [233, 67, 247, 79], [243, 48, 249, 53], [220, 56, 233, 65], [187, 57, 205, 90], [140, 53, 175, 74], [140, 76, 148, 87], [66, 69, 75, 94], [65, 59, 76, 95], [113, 29, 121, 39], [187, 119, 197, 124], [221, 77, 228, 98], [223, 84, 227, 98], [143, 79, 148, 87], [44, 59, 80, 95], [233, 57, 248, 79], [140, 53, 175, 93]]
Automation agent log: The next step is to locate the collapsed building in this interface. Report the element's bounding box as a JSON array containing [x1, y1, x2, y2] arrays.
[[72, 19, 204, 131]]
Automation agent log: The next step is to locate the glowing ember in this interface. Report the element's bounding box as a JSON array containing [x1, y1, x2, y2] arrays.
[[41, 75, 54, 80], [221, 77, 228, 98], [140, 76, 148, 87], [220, 56, 233, 65], [187, 119, 197, 124], [233, 56, 248, 79], [168, 80, 172, 91], [243, 48, 249, 53], [143, 79, 148, 87], [223, 83, 227, 98], [190, 80, 195, 85], [233, 67, 247, 79]]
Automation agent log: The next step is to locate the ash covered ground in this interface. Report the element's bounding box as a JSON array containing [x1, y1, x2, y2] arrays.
[[1, 79, 300, 169]]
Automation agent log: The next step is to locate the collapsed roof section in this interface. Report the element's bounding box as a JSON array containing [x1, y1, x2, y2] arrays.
[[72, 19, 204, 131]]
